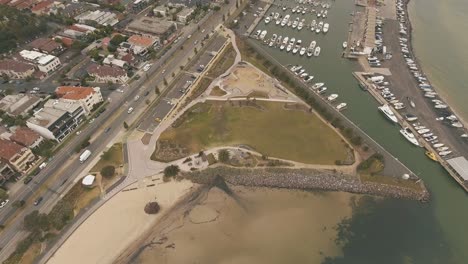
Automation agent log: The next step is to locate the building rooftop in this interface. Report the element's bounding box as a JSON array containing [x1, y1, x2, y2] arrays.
[[127, 17, 175, 36], [31, 0, 53, 12], [10, 127, 41, 147], [28, 100, 82, 128], [178, 7, 194, 17], [0, 59, 35, 73], [19, 50, 58, 65], [0, 94, 41, 116], [127, 35, 156, 48], [0, 139, 23, 161], [56, 86, 97, 100], [447, 156, 468, 181], [29, 38, 62, 54]]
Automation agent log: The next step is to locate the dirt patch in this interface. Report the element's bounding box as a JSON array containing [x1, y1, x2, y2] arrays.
[[210, 86, 227, 96], [141, 133, 152, 145]]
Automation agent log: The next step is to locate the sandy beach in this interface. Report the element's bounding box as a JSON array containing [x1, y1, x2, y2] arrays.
[[133, 186, 358, 264], [47, 179, 194, 264]]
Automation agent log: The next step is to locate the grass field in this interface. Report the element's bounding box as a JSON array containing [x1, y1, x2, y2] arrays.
[[153, 101, 348, 164], [210, 86, 227, 96], [206, 43, 236, 79], [91, 143, 123, 173]]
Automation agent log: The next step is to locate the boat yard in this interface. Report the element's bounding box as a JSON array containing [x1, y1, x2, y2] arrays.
[[351, 0, 468, 191]]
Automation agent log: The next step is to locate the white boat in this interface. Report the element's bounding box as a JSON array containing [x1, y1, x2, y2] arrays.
[[292, 17, 299, 29], [417, 128, 430, 134], [314, 46, 321, 56], [439, 151, 452, 156], [280, 37, 289, 50], [281, 14, 290, 27], [316, 21, 323, 33], [323, 23, 329, 33], [437, 147, 449, 151], [304, 75, 314, 83], [434, 104, 448, 109], [433, 143, 445, 148], [299, 47, 306, 56], [292, 39, 302, 54], [276, 35, 282, 47], [327, 94, 338, 102], [298, 19, 305, 30], [336, 103, 347, 111], [423, 133, 434, 138], [259, 30, 267, 40], [404, 114, 418, 122], [286, 37, 295, 52], [323, 10, 328, 18], [400, 127, 420, 146], [312, 82, 325, 89], [452, 122, 463, 128], [343, 41, 348, 49], [461, 134, 468, 138], [300, 72, 308, 78], [378, 104, 398, 123], [268, 34, 277, 47], [265, 17, 271, 24], [274, 13, 280, 20], [311, 20, 316, 31], [317, 87, 327, 94]]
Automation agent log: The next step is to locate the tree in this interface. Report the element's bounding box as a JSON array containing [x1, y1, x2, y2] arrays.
[[155, 86, 160, 95], [23, 210, 49, 232], [144, 202, 161, 214], [110, 34, 126, 46], [164, 165, 180, 178], [12, 200, 25, 208], [100, 165, 115, 178], [163, 78, 168, 86], [0, 189, 8, 201], [218, 149, 230, 163], [123, 121, 129, 129]]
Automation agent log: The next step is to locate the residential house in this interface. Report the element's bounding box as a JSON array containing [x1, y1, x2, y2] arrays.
[[87, 64, 128, 84], [127, 35, 158, 55], [75, 10, 119, 26], [103, 55, 128, 69], [27, 100, 85, 141], [29, 38, 64, 55], [0, 139, 37, 173], [31, 0, 54, 15], [0, 94, 42, 117], [19, 50, 61, 74], [55, 86, 103, 114], [0, 59, 35, 79], [10, 127, 44, 149]]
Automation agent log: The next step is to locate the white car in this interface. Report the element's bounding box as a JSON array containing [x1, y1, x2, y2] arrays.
[[0, 199, 9, 208], [134, 95, 140, 101], [116, 89, 124, 93], [143, 64, 152, 72], [128, 107, 134, 114], [33, 87, 40, 91]]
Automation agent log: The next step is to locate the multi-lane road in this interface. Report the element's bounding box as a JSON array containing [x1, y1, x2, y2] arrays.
[[0, 2, 238, 260]]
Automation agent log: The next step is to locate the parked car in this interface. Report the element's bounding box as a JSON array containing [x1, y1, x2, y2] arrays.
[[34, 197, 43, 206], [24, 177, 32, 184], [0, 199, 9, 208], [128, 107, 134, 114]]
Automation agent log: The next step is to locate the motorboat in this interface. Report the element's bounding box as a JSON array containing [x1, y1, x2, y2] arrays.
[[436, 117, 444, 121], [295, 69, 306, 76], [300, 72, 309, 78], [314, 46, 321, 56], [336, 103, 347, 111], [439, 151, 452, 156], [276, 35, 282, 47], [268, 34, 277, 47], [307, 41, 316, 57], [417, 128, 430, 134], [281, 14, 290, 27], [280, 37, 289, 50], [425, 136, 438, 141], [304, 75, 314, 83], [414, 126, 426, 130], [404, 113, 418, 122], [437, 147, 449, 151], [265, 17, 271, 24], [433, 143, 445, 148], [425, 151, 437, 161], [292, 39, 302, 54], [286, 37, 295, 52], [317, 87, 327, 94], [290, 65, 301, 72], [323, 10, 328, 18], [452, 122, 463, 128], [323, 23, 329, 33], [423, 133, 434, 138], [312, 83, 325, 89], [400, 127, 420, 146], [298, 19, 305, 30], [311, 20, 316, 31], [343, 41, 348, 49], [327, 94, 338, 102], [378, 104, 398, 123], [395, 104, 406, 110], [407, 97, 416, 108], [316, 21, 324, 33], [461, 134, 468, 138], [299, 47, 306, 56], [292, 17, 299, 29], [259, 30, 267, 40], [434, 104, 448, 109]]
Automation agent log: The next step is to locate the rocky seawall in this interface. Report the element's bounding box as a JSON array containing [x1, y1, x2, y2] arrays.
[[185, 167, 430, 202]]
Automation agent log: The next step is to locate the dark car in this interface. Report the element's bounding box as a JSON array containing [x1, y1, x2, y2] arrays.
[[23, 177, 32, 184], [34, 197, 43, 206], [144, 91, 150, 96], [104, 127, 111, 133]]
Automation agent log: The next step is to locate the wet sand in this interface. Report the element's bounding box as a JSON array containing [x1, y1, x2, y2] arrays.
[[135, 186, 358, 264], [47, 180, 194, 264]]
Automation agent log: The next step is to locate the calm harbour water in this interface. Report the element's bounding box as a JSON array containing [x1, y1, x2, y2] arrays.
[[251, 0, 468, 263]]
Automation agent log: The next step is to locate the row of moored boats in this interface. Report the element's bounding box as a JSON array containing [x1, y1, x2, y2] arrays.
[[254, 30, 322, 57], [266, 13, 330, 34]]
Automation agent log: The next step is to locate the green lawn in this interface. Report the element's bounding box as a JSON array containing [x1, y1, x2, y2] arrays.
[[153, 101, 348, 164], [91, 143, 123, 173]]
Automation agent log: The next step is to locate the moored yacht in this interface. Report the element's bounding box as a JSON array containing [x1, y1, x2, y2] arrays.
[[378, 104, 398, 123], [342, 41, 348, 49], [312, 82, 325, 89], [280, 36, 289, 50], [314, 46, 321, 56], [299, 47, 306, 56], [336, 102, 347, 111], [327, 94, 338, 102], [323, 23, 329, 33], [400, 127, 420, 146]]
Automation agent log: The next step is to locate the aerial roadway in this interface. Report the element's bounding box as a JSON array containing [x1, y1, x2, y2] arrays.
[[0, 2, 237, 260]]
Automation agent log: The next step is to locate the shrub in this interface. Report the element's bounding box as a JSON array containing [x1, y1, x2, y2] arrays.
[[218, 149, 230, 163], [101, 165, 115, 178], [164, 165, 180, 177], [144, 202, 161, 214]]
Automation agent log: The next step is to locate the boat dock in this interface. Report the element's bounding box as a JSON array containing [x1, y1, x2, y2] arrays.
[[353, 71, 468, 192]]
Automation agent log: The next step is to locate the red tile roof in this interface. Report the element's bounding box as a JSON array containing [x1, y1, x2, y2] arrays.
[[0, 59, 35, 73], [29, 37, 61, 53], [31, 0, 53, 12], [60, 37, 74, 47], [10, 127, 41, 147], [0, 139, 23, 161], [87, 64, 126, 78], [56, 86, 95, 100], [127, 35, 156, 48]]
